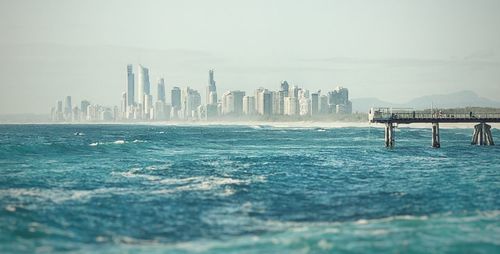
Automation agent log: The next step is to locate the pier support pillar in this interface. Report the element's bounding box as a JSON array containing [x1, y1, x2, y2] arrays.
[[385, 122, 395, 147], [471, 123, 494, 145], [432, 123, 440, 148]]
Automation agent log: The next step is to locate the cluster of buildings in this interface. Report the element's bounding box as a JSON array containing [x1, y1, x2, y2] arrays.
[[50, 97, 116, 122], [50, 65, 352, 122]]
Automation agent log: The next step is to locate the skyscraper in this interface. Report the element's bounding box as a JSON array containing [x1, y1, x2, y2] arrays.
[[157, 78, 166, 102], [81, 100, 90, 120], [284, 97, 298, 115], [327, 86, 352, 114], [182, 87, 201, 119], [242, 96, 255, 115], [311, 92, 319, 115], [64, 96, 72, 120], [171, 87, 181, 109], [207, 69, 217, 105], [232, 91, 245, 116], [280, 81, 289, 97], [221, 90, 245, 115], [121, 92, 127, 118], [144, 94, 153, 119], [126, 64, 135, 107], [221, 91, 234, 115], [56, 100, 63, 121], [263, 91, 273, 116], [137, 65, 150, 105]]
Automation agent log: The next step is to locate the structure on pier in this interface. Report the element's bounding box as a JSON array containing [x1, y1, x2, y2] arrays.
[[369, 108, 499, 148]]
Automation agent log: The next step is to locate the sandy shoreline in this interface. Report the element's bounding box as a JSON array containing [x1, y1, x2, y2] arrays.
[[1, 121, 498, 129]]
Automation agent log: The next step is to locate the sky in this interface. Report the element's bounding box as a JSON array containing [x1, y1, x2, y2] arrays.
[[0, 0, 500, 114]]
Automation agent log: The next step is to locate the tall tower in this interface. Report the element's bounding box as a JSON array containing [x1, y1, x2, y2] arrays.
[[171, 87, 181, 109], [126, 64, 135, 107], [64, 96, 72, 120], [206, 69, 217, 105], [157, 78, 166, 102], [137, 65, 150, 105], [280, 81, 289, 97]]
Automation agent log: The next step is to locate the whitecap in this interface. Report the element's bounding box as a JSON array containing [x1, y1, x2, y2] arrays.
[[5, 205, 16, 212], [153, 176, 251, 196]]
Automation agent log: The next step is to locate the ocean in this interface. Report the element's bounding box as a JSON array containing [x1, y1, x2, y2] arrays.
[[0, 124, 498, 253]]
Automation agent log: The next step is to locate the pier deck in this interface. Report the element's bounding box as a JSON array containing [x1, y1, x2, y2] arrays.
[[369, 108, 499, 147]]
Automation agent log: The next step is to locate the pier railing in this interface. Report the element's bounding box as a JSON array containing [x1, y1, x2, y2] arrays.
[[368, 108, 499, 147], [369, 109, 500, 123]]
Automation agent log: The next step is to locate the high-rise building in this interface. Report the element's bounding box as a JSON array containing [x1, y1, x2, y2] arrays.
[[64, 96, 72, 120], [121, 92, 127, 119], [272, 91, 282, 115], [311, 92, 319, 115], [327, 86, 352, 114], [242, 96, 255, 115], [80, 100, 90, 120], [221, 91, 234, 115], [56, 100, 63, 121], [157, 78, 166, 102], [154, 101, 170, 121], [144, 94, 153, 119], [299, 97, 311, 116], [280, 81, 289, 97], [221, 90, 245, 115], [127, 64, 135, 107], [289, 85, 299, 98], [284, 96, 298, 115], [72, 106, 80, 121], [319, 95, 329, 114], [232, 91, 245, 116], [207, 69, 217, 105], [255, 88, 265, 113], [50, 107, 56, 121], [171, 86, 181, 109], [255, 88, 273, 115], [137, 65, 150, 105], [182, 87, 201, 119]]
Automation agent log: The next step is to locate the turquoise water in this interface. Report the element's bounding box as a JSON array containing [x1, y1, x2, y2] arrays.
[[0, 124, 499, 253]]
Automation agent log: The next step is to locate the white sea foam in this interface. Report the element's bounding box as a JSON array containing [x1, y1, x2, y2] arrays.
[[88, 210, 500, 253], [117, 170, 161, 181], [152, 176, 251, 195], [89, 140, 127, 146], [0, 187, 131, 204], [5, 204, 16, 212]]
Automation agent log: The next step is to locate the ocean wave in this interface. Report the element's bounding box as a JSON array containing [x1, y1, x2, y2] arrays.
[[89, 140, 126, 146], [151, 176, 252, 196], [76, 210, 500, 254], [0, 187, 131, 205]]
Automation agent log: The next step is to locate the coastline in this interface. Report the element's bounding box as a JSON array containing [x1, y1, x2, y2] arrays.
[[0, 120, 498, 129]]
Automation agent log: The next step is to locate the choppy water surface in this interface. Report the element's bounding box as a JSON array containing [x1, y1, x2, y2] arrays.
[[0, 124, 499, 253]]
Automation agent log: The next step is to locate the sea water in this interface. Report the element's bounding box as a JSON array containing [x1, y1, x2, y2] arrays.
[[0, 124, 498, 253]]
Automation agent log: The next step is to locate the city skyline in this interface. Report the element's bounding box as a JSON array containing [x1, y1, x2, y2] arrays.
[[50, 66, 353, 122], [1, 0, 500, 115]]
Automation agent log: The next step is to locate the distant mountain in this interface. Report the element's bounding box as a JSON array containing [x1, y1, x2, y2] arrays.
[[352, 90, 500, 111], [351, 97, 401, 113], [406, 90, 500, 109]]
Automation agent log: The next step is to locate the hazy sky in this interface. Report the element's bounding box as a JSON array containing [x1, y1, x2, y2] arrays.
[[1, 0, 500, 114]]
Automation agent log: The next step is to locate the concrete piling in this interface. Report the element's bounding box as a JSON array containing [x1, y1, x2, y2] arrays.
[[471, 123, 494, 145], [432, 122, 440, 148], [385, 123, 395, 147]]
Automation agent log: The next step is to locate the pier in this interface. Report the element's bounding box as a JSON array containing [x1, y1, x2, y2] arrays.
[[369, 108, 500, 148]]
